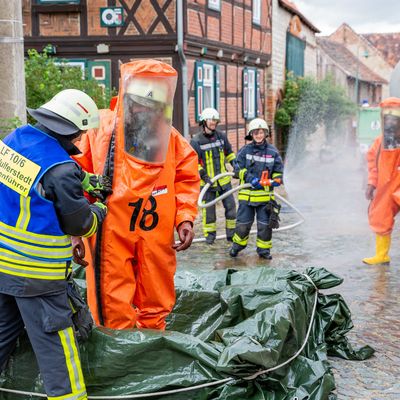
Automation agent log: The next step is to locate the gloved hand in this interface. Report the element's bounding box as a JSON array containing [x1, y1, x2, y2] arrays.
[[82, 172, 113, 202], [66, 278, 94, 342], [89, 202, 108, 224], [172, 221, 195, 252], [71, 236, 88, 267], [251, 177, 263, 190], [203, 175, 212, 185], [271, 178, 282, 187], [266, 200, 281, 229], [365, 184, 376, 200]]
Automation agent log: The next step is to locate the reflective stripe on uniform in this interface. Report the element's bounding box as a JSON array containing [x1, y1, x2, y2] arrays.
[[233, 233, 249, 246], [199, 139, 224, 150], [256, 238, 272, 249], [246, 154, 275, 163], [0, 220, 71, 247], [0, 232, 72, 260], [239, 168, 247, 183], [219, 149, 226, 174], [16, 196, 31, 230], [271, 172, 283, 180], [0, 248, 65, 268], [226, 153, 236, 163], [205, 151, 215, 179], [0, 259, 66, 280], [55, 327, 86, 400], [82, 213, 97, 238], [226, 218, 236, 229], [238, 189, 275, 203]]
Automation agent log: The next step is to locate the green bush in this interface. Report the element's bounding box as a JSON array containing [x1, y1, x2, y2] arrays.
[[25, 47, 112, 123], [275, 73, 356, 153]]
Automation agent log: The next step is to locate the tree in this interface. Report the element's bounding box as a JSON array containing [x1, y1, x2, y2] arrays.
[[24, 47, 112, 120]]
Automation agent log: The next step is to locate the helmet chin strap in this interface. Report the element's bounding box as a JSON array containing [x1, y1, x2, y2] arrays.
[[203, 121, 216, 135]]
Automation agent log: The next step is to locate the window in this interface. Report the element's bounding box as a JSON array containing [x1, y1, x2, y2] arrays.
[[54, 59, 112, 92], [253, 0, 261, 25], [203, 64, 214, 109], [208, 0, 221, 12], [195, 61, 220, 121], [243, 67, 262, 120]]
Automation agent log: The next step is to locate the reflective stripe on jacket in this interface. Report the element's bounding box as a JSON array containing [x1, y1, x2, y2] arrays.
[[236, 141, 283, 204], [190, 130, 236, 188]]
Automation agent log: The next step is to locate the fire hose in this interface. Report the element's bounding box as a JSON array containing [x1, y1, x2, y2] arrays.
[[193, 172, 305, 243]]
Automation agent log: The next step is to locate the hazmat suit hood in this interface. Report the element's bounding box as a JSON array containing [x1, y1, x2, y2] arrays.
[[381, 97, 400, 150], [119, 61, 177, 164]]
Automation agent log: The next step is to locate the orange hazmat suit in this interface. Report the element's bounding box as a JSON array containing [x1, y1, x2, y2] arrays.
[[363, 97, 400, 265], [367, 135, 400, 235], [74, 60, 200, 329]]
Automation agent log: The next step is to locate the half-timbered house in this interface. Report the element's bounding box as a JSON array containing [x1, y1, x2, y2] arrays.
[[22, 0, 272, 150]]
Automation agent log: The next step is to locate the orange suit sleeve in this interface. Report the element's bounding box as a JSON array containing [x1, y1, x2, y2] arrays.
[[173, 130, 201, 227], [366, 136, 382, 187]]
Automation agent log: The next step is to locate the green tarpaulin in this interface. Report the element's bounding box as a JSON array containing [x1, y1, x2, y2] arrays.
[[0, 267, 373, 399]]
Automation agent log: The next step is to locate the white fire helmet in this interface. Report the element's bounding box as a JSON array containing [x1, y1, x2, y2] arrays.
[[199, 108, 220, 122], [40, 89, 100, 131], [246, 118, 269, 140]]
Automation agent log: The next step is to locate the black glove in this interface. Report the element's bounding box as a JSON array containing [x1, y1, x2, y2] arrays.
[[266, 199, 281, 229], [67, 278, 94, 342], [90, 202, 107, 224], [200, 169, 212, 185], [82, 172, 113, 202]]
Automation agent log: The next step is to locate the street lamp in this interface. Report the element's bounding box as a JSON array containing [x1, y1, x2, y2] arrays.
[[354, 47, 369, 105]]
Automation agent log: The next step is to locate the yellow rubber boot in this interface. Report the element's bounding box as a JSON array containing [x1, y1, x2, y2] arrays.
[[362, 234, 391, 265]]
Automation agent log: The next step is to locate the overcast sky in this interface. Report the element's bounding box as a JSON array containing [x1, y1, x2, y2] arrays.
[[295, 0, 400, 36]]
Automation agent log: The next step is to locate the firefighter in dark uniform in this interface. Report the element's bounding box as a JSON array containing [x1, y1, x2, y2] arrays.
[[190, 108, 237, 244], [0, 89, 108, 400], [229, 118, 283, 260]]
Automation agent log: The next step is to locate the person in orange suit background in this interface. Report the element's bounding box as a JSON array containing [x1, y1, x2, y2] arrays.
[[73, 59, 200, 330], [363, 97, 400, 265]]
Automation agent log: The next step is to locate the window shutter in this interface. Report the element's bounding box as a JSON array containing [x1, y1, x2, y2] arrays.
[[214, 64, 220, 111], [256, 69, 262, 116], [242, 67, 248, 119], [195, 61, 204, 122]]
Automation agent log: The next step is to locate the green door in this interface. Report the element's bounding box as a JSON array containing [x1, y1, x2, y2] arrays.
[[357, 107, 381, 147]]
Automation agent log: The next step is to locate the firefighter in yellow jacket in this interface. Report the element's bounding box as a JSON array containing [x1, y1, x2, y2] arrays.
[[74, 59, 200, 330], [190, 108, 237, 244]]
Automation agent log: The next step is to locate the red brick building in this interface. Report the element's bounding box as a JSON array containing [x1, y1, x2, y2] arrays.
[[22, 0, 272, 150]]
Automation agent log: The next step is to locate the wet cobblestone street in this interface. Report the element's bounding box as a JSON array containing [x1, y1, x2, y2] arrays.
[[177, 154, 400, 399]]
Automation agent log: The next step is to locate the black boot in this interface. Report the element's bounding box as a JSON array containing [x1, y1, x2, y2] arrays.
[[258, 250, 272, 260], [229, 247, 239, 257], [205, 233, 216, 245]]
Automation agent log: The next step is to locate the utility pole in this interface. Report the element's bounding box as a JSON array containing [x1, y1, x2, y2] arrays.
[[0, 0, 26, 126]]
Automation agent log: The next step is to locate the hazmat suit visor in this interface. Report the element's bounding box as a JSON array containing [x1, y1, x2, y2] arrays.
[[383, 113, 400, 150], [123, 75, 176, 164]]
